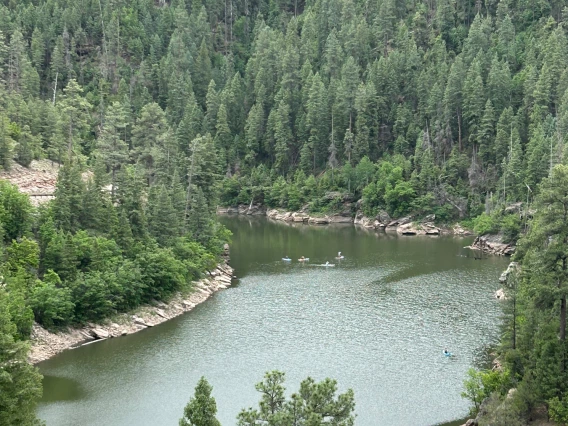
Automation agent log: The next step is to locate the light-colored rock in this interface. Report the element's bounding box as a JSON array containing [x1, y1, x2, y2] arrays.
[[292, 212, 309, 222], [396, 222, 419, 235], [91, 328, 109, 339], [495, 288, 506, 300], [216, 206, 239, 214], [327, 215, 353, 223], [308, 216, 329, 225], [469, 236, 516, 256], [155, 309, 168, 319], [453, 224, 473, 236], [133, 316, 151, 328], [499, 262, 519, 283]]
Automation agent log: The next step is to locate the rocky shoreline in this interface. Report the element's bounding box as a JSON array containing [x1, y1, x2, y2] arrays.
[[217, 204, 474, 236], [29, 260, 234, 364], [467, 235, 516, 256]]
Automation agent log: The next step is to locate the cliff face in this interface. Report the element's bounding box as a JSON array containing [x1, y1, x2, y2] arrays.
[[0, 160, 59, 205]]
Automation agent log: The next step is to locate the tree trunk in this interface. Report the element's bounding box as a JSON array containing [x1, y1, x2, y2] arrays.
[[457, 108, 462, 151], [561, 295, 566, 342]]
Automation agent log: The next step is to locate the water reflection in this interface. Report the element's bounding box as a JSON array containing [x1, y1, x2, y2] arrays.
[[37, 217, 507, 426]]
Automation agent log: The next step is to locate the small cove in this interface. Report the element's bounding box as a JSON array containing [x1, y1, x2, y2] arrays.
[[37, 216, 507, 426]]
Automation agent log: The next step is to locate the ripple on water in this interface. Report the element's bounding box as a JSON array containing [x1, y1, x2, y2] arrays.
[[38, 221, 505, 426]]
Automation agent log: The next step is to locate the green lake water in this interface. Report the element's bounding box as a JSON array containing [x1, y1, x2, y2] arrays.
[[37, 216, 507, 425]]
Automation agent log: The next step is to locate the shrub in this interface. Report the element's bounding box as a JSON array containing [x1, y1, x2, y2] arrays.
[[500, 214, 521, 243], [473, 213, 499, 235]]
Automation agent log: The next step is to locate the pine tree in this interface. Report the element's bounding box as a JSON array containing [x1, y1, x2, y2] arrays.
[[55, 79, 92, 160], [517, 165, 568, 373], [244, 103, 264, 168], [463, 59, 485, 149], [322, 30, 343, 81], [179, 377, 221, 426], [214, 104, 232, 173], [478, 99, 495, 165], [0, 290, 43, 426], [52, 161, 86, 233], [305, 73, 328, 173], [96, 101, 129, 197], [444, 56, 466, 150], [487, 57, 511, 115], [204, 80, 219, 134], [131, 103, 169, 185], [193, 39, 212, 107], [353, 82, 376, 162], [0, 114, 15, 170], [273, 100, 292, 174]]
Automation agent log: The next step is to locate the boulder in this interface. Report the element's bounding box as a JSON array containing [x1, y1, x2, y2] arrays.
[[397, 222, 419, 235], [252, 205, 266, 215], [495, 288, 506, 300], [182, 300, 194, 310], [282, 212, 294, 221], [376, 210, 391, 224], [216, 206, 239, 214], [354, 212, 375, 228], [422, 222, 440, 235], [499, 262, 518, 283], [133, 316, 151, 328], [292, 212, 309, 222], [386, 216, 413, 229], [91, 328, 109, 339], [308, 216, 329, 225], [453, 224, 473, 236], [328, 215, 353, 223], [267, 209, 279, 219], [155, 309, 168, 319], [424, 213, 436, 222]]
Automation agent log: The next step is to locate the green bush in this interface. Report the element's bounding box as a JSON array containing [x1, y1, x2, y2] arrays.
[[462, 368, 511, 414], [30, 278, 75, 328], [473, 213, 499, 235], [219, 177, 241, 206], [500, 214, 521, 243], [548, 396, 568, 424]]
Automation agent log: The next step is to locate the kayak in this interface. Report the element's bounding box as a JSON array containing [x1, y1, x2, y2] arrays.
[[335, 256, 344, 259], [282, 258, 291, 261], [319, 263, 335, 267], [298, 258, 310, 262], [443, 351, 453, 357]]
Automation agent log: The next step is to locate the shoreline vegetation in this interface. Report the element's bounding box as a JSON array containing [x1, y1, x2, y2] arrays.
[[217, 204, 518, 256], [0, 0, 567, 421], [30, 260, 233, 364]]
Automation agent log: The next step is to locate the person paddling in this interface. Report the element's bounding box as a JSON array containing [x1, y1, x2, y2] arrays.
[[443, 348, 450, 356]]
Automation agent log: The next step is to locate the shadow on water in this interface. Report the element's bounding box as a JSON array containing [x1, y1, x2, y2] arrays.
[[41, 375, 86, 402]]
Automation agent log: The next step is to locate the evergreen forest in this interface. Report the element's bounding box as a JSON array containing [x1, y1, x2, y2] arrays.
[[1, 0, 568, 423]]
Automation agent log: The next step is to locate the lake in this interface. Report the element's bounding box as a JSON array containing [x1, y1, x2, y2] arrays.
[[37, 216, 507, 425]]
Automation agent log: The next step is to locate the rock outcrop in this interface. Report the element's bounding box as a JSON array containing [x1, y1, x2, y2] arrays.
[[468, 235, 516, 256], [29, 262, 234, 364], [499, 261, 519, 283], [221, 204, 473, 236]]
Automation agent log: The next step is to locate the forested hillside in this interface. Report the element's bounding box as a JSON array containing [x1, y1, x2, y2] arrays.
[[1, 0, 568, 424], [0, 0, 566, 229]]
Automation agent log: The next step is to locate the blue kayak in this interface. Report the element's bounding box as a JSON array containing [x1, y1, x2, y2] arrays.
[[443, 351, 453, 357], [282, 258, 291, 261]]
